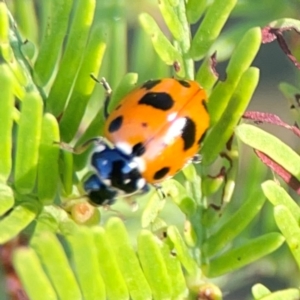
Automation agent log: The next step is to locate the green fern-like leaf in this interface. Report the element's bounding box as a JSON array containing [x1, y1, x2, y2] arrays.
[[1, 0, 300, 299]]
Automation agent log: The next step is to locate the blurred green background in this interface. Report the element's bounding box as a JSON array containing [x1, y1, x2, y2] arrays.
[[4, 0, 300, 299]]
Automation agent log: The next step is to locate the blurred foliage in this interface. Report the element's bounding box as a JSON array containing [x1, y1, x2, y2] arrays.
[[0, 0, 300, 299]]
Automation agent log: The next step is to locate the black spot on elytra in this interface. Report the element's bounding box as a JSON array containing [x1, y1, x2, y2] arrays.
[[108, 116, 123, 133], [153, 167, 170, 180], [197, 129, 207, 145], [138, 92, 174, 111], [142, 79, 161, 90], [132, 142, 146, 156], [181, 117, 196, 151], [202, 99, 208, 112], [141, 122, 148, 127], [177, 80, 191, 88]]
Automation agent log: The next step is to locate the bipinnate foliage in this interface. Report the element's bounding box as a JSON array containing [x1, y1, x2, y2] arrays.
[[0, 0, 300, 299]]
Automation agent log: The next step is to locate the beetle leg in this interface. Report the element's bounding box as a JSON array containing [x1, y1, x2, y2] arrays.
[[153, 183, 166, 199], [55, 137, 105, 154]]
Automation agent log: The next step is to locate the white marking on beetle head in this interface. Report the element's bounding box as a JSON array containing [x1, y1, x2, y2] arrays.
[[128, 161, 138, 170], [167, 112, 177, 122], [101, 159, 108, 165], [136, 178, 146, 189], [133, 156, 146, 173], [115, 142, 132, 155], [94, 143, 106, 153], [163, 117, 187, 145]]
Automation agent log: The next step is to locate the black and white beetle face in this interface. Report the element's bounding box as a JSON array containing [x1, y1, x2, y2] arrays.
[[83, 140, 149, 206]]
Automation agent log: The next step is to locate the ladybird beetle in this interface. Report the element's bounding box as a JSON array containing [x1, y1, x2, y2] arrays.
[[84, 78, 209, 205]]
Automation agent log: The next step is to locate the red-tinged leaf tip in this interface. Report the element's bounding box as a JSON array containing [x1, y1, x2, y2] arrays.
[[261, 26, 277, 43], [243, 111, 300, 137], [261, 25, 300, 69], [255, 149, 300, 194], [208, 166, 226, 180], [243, 111, 286, 125], [210, 52, 219, 78], [292, 127, 300, 137], [276, 32, 300, 69]]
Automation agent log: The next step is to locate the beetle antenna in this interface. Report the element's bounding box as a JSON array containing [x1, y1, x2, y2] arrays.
[[90, 74, 112, 119]]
